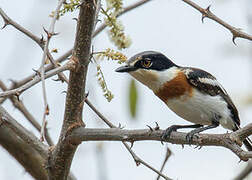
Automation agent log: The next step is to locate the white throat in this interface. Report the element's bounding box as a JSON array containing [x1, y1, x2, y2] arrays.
[[129, 67, 179, 92]]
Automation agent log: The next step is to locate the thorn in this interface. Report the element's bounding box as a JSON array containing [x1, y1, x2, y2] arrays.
[[52, 32, 59, 36], [154, 122, 160, 130], [61, 90, 67, 94], [181, 144, 184, 149], [206, 5, 211, 12], [52, 77, 62, 82], [1, 21, 9, 29], [15, 92, 20, 101], [77, 1, 85, 8], [72, 18, 78, 22], [238, 159, 242, 163], [118, 123, 125, 129], [130, 141, 134, 149], [201, 15, 206, 23], [45, 105, 49, 115], [43, 26, 49, 36], [32, 68, 41, 76], [201, 5, 211, 23], [40, 34, 45, 44], [232, 35, 237, 45], [146, 125, 153, 132]]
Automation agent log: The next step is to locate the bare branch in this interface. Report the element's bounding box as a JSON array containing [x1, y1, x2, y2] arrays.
[[0, 7, 69, 86], [157, 147, 172, 180], [182, 0, 252, 44], [0, 106, 48, 156], [0, 106, 48, 180], [0, 80, 54, 146], [69, 125, 252, 161], [234, 161, 252, 180], [39, 0, 65, 142], [0, 61, 73, 98], [0, 8, 44, 47], [85, 99, 172, 180], [49, 1, 98, 179], [0, 105, 76, 180]]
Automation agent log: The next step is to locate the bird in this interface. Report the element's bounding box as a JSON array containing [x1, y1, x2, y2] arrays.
[[115, 51, 252, 151]]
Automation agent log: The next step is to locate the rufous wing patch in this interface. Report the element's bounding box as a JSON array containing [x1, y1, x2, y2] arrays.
[[154, 71, 193, 102]]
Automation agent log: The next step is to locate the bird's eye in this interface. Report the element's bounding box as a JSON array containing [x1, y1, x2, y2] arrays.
[[141, 60, 152, 68]]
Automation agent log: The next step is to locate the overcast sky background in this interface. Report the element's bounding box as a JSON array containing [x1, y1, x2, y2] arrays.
[[0, 0, 252, 179]]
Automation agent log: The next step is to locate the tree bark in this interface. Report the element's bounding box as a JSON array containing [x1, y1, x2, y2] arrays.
[[48, 1, 96, 179]]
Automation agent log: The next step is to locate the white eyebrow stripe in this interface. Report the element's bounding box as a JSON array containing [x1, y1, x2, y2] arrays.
[[198, 77, 228, 95]]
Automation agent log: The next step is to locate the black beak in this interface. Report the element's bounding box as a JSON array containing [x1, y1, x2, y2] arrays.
[[115, 65, 137, 73]]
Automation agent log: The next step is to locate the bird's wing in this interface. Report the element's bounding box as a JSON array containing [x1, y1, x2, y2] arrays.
[[183, 67, 240, 127]]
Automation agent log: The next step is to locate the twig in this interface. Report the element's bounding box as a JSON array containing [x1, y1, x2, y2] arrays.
[[0, 8, 44, 47], [234, 161, 252, 180], [84, 99, 172, 180], [0, 105, 76, 180], [157, 147, 172, 180], [182, 0, 252, 44], [39, 0, 65, 142], [0, 61, 73, 98], [0, 5, 69, 141], [0, 80, 54, 146]]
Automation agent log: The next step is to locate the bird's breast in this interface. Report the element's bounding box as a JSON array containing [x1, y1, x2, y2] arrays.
[[154, 71, 193, 102]]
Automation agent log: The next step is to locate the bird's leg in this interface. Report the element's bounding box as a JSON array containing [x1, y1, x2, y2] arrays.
[[186, 123, 219, 144], [161, 124, 203, 141]]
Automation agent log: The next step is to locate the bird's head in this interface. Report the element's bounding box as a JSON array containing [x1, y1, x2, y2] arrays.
[[115, 51, 179, 92]]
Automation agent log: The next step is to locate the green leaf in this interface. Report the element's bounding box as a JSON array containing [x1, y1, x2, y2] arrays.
[[128, 79, 138, 118]]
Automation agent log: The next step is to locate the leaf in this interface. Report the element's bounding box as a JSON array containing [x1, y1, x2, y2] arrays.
[[128, 79, 138, 118]]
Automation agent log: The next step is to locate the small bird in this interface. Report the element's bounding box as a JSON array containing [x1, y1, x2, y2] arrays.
[[116, 51, 252, 150]]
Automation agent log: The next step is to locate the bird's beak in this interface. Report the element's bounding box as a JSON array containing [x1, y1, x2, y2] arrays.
[[115, 65, 137, 73]]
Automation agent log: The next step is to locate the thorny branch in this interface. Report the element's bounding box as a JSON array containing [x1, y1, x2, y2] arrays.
[[0, 61, 73, 98], [84, 98, 173, 180], [69, 123, 252, 161], [39, 0, 65, 142], [0, 8, 44, 47], [182, 0, 252, 44], [0, 105, 77, 180], [0, 80, 54, 146]]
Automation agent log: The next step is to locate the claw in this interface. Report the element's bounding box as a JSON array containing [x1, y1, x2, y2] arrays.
[[161, 125, 179, 142], [186, 131, 199, 144], [154, 122, 160, 130]]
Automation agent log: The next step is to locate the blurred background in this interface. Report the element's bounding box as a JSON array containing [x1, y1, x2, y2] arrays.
[[0, 0, 252, 179]]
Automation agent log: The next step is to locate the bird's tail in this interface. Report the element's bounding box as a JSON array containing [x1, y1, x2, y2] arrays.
[[235, 124, 252, 151]]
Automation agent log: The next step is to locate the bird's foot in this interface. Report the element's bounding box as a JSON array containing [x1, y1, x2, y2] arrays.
[[161, 125, 180, 142], [185, 130, 199, 144]]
